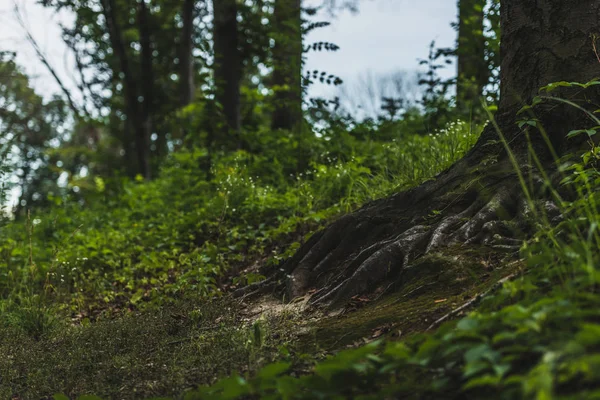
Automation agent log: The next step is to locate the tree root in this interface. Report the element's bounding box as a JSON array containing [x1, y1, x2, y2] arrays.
[[234, 156, 559, 311], [278, 177, 536, 310]]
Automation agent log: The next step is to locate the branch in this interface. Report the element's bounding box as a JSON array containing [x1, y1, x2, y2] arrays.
[[60, 24, 94, 117], [426, 269, 521, 332], [13, 1, 85, 119]]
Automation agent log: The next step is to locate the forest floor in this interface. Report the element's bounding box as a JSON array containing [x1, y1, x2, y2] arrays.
[[1, 243, 521, 399]]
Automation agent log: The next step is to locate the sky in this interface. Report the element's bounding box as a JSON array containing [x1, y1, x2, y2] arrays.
[[0, 0, 457, 109]]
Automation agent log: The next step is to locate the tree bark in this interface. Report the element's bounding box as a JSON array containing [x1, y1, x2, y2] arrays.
[[478, 0, 600, 155], [271, 0, 303, 132], [212, 0, 242, 139], [242, 0, 600, 309], [456, 0, 487, 117], [180, 0, 196, 107]]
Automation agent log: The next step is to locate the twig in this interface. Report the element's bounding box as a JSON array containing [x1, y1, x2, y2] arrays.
[[425, 271, 520, 332], [592, 34, 600, 65], [330, 332, 353, 348]]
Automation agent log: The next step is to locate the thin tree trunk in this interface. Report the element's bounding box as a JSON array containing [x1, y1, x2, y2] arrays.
[[212, 0, 242, 140], [456, 0, 487, 117], [180, 0, 196, 107], [271, 0, 303, 132], [100, 0, 151, 180], [137, 0, 154, 179]]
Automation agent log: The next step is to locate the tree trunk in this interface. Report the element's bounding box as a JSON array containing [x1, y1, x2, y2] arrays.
[[238, 0, 600, 309], [180, 0, 196, 107], [100, 0, 151, 180], [137, 0, 154, 179], [456, 0, 487, 117], [212, 0, 242, 139], [271, 0, 303, 132]]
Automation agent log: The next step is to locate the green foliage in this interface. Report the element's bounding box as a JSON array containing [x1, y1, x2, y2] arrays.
[[0, 52, 69, 215]]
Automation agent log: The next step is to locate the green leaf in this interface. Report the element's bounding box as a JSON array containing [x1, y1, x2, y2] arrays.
[[463, 360, 489, 378], [517, 105, 532, 115], [567, 129, 589, 138], [53, 395, 70, 400], [540, 81, 575, 92], [576, 324, 600, 346], [456, 317, 479, 331], [464, 344, 499, 364], [257, 362, 291, 380], [275, 376, 300, 397], [463, 374, 502, 390]]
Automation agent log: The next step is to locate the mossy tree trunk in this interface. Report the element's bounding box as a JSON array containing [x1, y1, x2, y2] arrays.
[[238, 0, 600, 309], [271, 0, 303, 132]]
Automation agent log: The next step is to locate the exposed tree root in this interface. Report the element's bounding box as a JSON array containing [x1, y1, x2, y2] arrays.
[[276, 159, 544, 309], [234, 143, 560, 311]]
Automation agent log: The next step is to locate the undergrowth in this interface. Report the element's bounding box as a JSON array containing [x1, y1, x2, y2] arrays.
[[7, 102, 600, 399], [0, 120, 477, 367]]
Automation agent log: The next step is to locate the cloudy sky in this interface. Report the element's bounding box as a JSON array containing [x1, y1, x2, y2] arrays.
[[0, 0, 457, 103]]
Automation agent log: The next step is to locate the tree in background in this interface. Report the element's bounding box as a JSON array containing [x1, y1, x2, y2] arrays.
[[0, 53, 68, 216], [456, 0, 487, 118], [179, 0, 196, 108], [335, 70, 421, 123], [212, 0, 242, 140], [14, 0, 356, 200], [426, 0, 500, 123], [271, 0, 303, 132], [100, 0, 153, 179], [38, 0, 212, 181]]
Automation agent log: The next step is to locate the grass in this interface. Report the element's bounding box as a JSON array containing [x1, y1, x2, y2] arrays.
[[0, 298, 292, 399]]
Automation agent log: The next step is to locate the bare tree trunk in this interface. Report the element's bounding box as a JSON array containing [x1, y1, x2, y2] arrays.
[[180, 0, 196, 107], [212, 0, 242, 140], [456, 0, 487, 117], [100, 0, 151, 180], [238, 0, 600, 309], [271, 0, 303, 132], [137, 0, 154, 179]]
